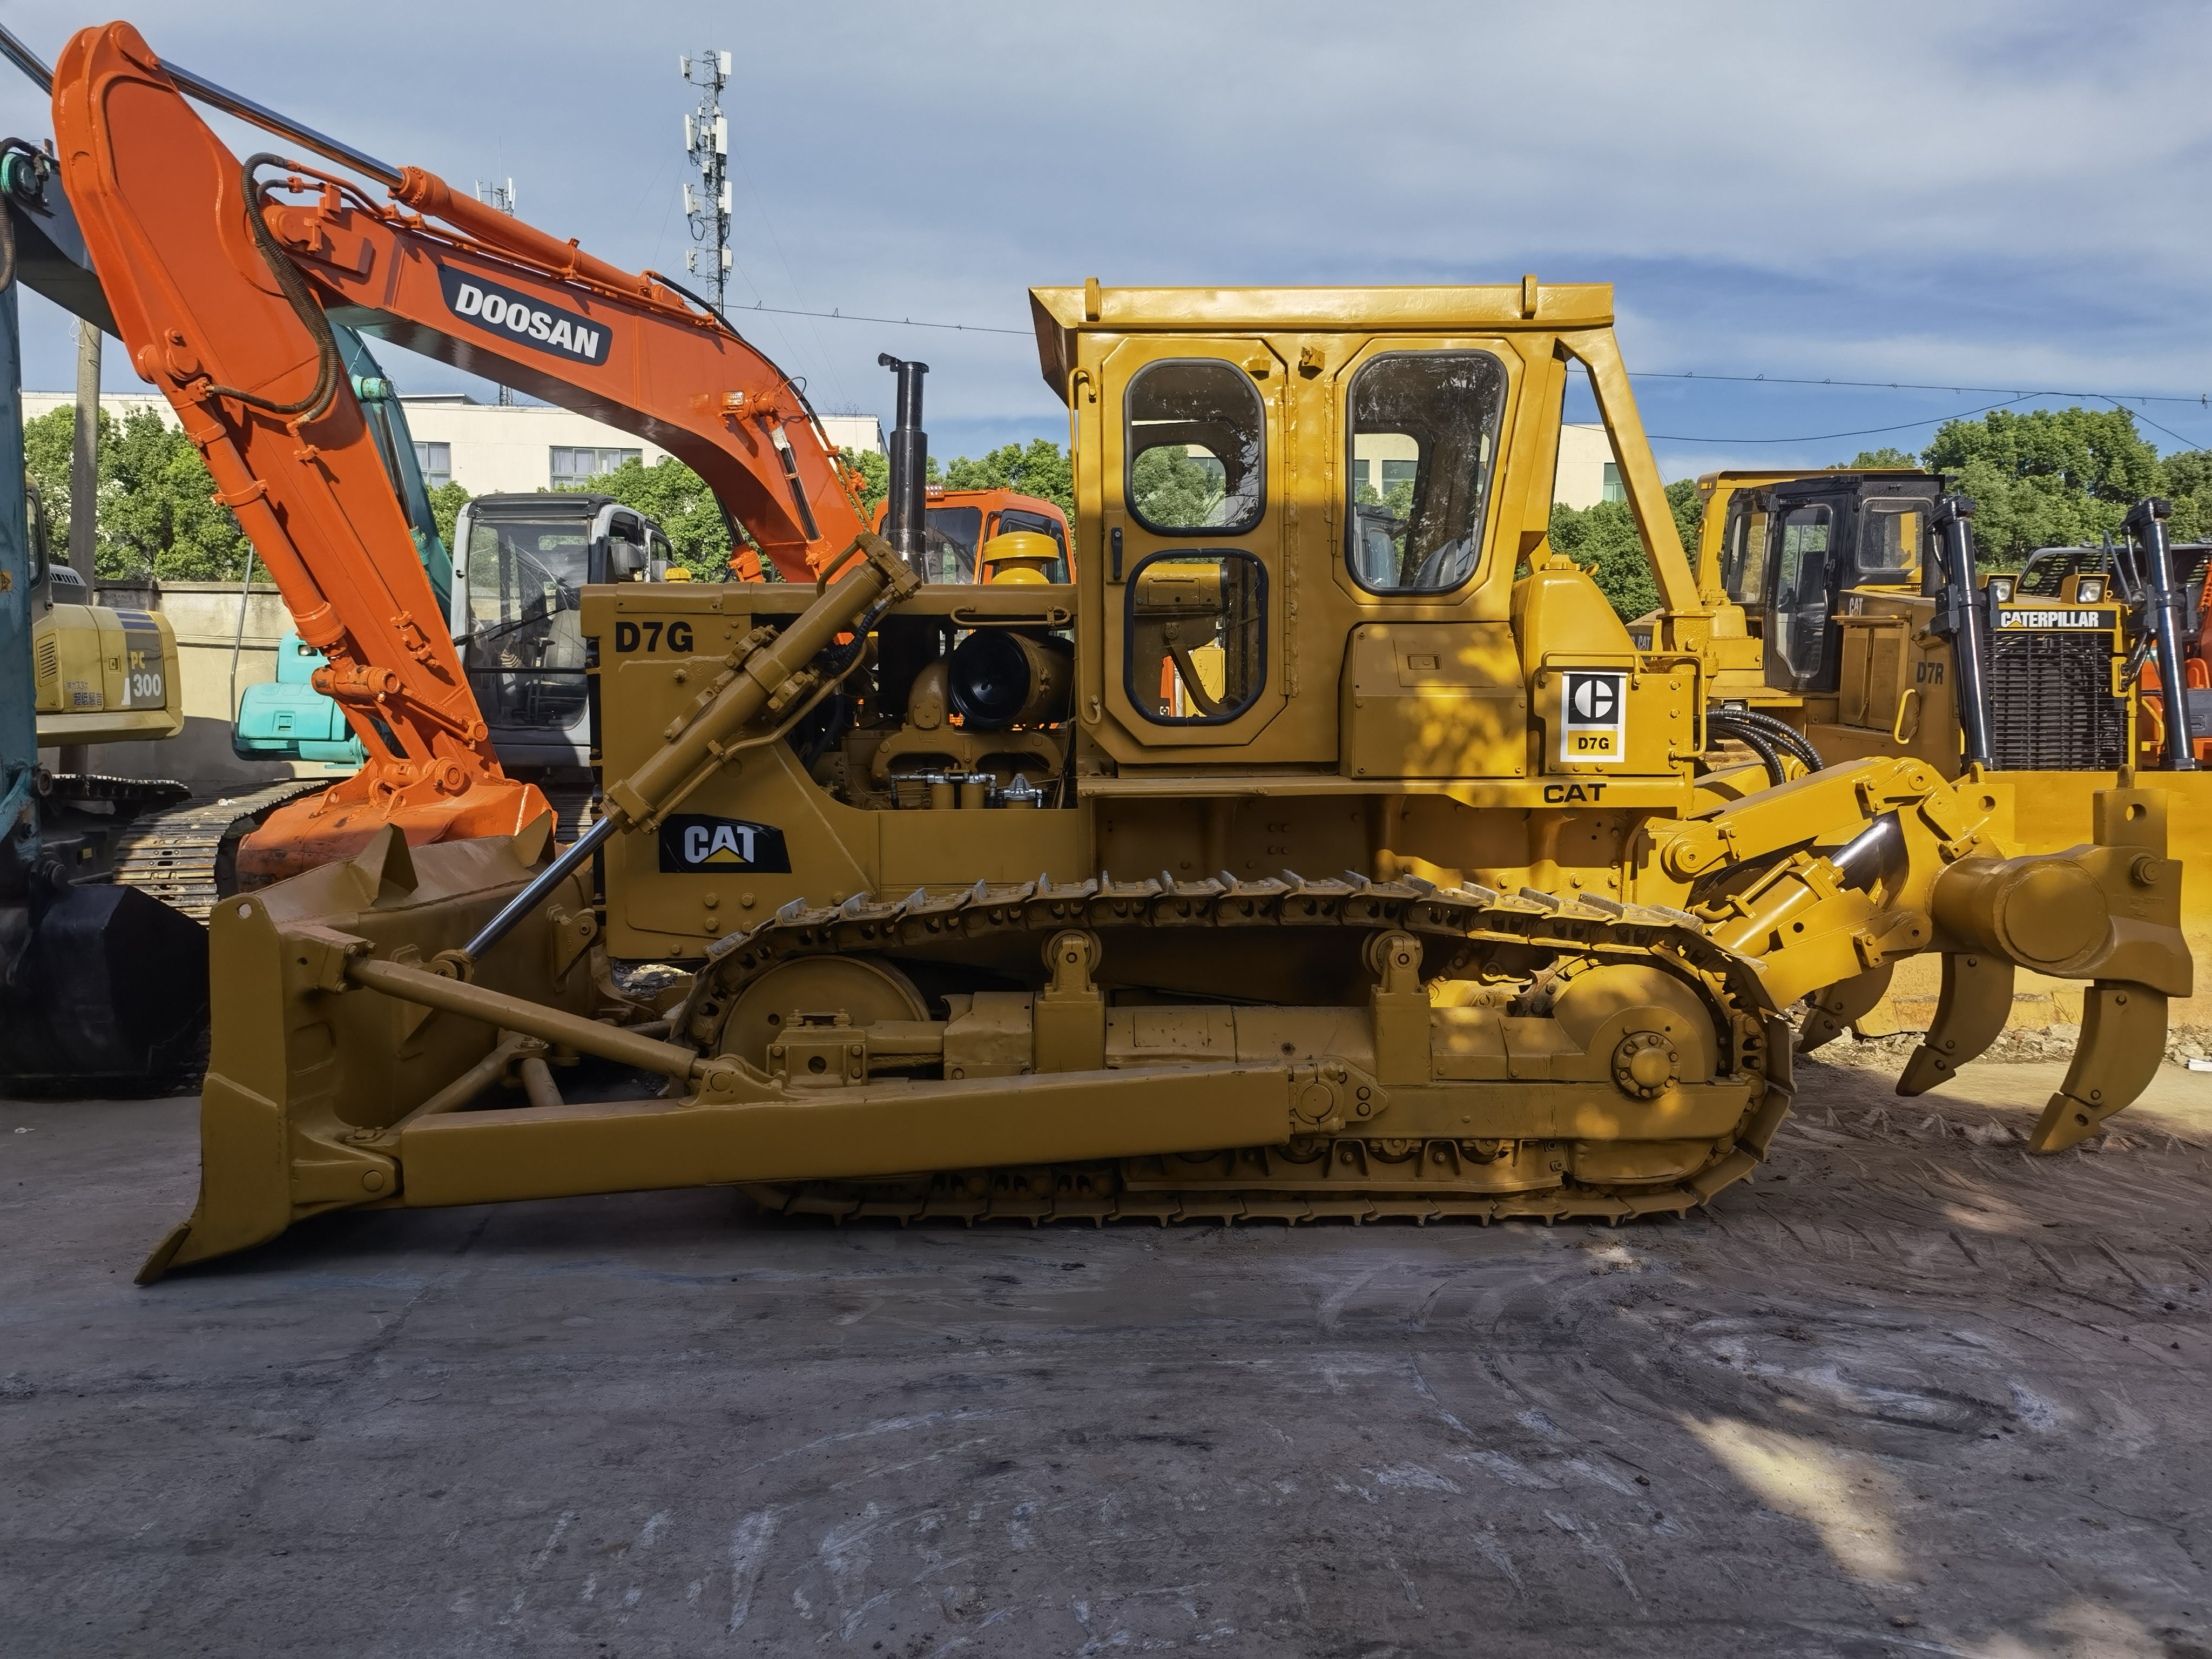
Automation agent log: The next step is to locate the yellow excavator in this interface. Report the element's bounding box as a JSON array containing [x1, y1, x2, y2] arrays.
[[132, 273, 2185, 1278]]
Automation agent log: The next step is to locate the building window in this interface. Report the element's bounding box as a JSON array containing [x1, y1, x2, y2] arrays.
[[550, 446, 642, 488], [414, 441, 451, 490], [1601, 461, 1624, 503]]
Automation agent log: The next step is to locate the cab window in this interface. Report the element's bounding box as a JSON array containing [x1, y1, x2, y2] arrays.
[[1124, 550, 1266, 724], [1773, 504, 1835, 683], [1860, 498, 1923, 575], [1345, 351, 1507, 594], [1125, 360, 1264, 535], [463, 515, 591, 730], [921, 505, 983, 584], [1722, 507, 1769, 605]]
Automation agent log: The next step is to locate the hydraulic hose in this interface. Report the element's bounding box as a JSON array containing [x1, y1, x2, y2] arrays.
[[1707, 713, 1788, 788], [1723, 706, 1824, 774], [193, 155, 343, 422]]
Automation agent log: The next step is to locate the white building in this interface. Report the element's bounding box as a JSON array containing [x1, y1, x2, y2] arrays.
[[21, 389, 885, 497], [1552, 423, 1626, 511]]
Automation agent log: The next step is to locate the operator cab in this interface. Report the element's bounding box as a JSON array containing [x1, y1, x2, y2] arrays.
[[449, 493, 675, 767], [1741, 473, 1940, 693]]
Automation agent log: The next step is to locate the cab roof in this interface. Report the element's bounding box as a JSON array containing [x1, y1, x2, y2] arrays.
[[1029, 281, 1615, 397]]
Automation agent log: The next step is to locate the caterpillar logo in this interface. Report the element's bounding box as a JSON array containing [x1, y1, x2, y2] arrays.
[[1557, 670, 1626, 765], [437, 265, 611, 366], [1995, 608, 2108, 630], [658, 813, 791, 874]]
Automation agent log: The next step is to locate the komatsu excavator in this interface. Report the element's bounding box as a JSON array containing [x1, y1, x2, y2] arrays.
[[2, 125, 206, 1092], [45, 24, 2183, 1278]]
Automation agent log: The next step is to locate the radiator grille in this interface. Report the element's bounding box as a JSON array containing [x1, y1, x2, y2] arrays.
[[1986, 629, 2125, 770], [33, 636, 58, 688]]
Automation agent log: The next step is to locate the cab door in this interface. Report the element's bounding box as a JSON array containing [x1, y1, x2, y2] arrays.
[[1765, 495, 1844, 691], [1098, 337, 1287, 748]]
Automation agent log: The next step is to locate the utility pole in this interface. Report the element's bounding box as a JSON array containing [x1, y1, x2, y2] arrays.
[[69, 318, 97, 570], [474, 178, 518, 406], [680, 49, 733, 315]]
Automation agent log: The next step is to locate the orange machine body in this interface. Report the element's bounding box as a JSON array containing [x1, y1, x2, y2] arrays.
[[871, 485, 1073, 584]]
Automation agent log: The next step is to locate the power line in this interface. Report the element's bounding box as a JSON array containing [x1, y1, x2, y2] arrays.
[[735, 304, 2212, 414], [1647, 394, 2046, 446], [720, 297, 2212, 447], [731, 299, 1029, 336], [1633, 368, 2212, 407]]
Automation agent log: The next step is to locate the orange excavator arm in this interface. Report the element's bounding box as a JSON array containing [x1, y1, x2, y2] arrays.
[[52, 23, 553, 881], [315, 166, 872, 583], [51, 21, 873, 880]]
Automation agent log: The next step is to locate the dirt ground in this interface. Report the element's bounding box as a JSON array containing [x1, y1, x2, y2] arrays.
[[2, 1051, 2209, 1658]]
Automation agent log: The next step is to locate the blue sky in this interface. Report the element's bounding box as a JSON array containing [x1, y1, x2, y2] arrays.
[[10, 1, 2212, 480]]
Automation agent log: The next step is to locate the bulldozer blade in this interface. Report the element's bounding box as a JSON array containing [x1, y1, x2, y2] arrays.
[[142, 824, 600, 1282], [1897, 953, 2014, 1096], [2029, 982, 2168, 1153], [1799, 963, 1894, 1054], [0, 881, 209, 1096]]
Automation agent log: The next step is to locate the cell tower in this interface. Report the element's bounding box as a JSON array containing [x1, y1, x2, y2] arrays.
[[680, 49, 733, 315], [474, 178, 518, 405]]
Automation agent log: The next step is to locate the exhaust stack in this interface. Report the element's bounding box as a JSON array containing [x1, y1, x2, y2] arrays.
[[879, 353, 928, 574]]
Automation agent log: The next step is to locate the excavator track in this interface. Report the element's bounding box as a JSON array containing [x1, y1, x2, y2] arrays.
[[107, 779, 325, 921], [689, 869, 1796, 1226]]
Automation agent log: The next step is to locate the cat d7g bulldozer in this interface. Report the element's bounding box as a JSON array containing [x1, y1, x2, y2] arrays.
[[141, 280, 2188, 1279]]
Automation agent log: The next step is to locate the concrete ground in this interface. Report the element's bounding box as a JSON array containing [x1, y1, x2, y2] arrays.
[[3, 1058, 2209, 1659]]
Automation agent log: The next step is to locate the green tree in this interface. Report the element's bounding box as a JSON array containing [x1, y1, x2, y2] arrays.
[[427, 481, 471, 551], [2160, 449, 2212, 544], [1850, 447, 1918, 469], [937, 438, 1075, 517], [556, 455, 733, 578], [1918, 406, 2167, 565], [1547, 476, 1703, 623], [22, 404, 253, 580], [841, 447, 889, 516], [1130, 444, 1223, 527]]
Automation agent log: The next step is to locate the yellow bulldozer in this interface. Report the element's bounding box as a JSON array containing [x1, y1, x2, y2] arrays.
[[143, 281, 2189, 1279]]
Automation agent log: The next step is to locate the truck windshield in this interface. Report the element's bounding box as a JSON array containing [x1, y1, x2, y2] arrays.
[[464, 517, 591, 730], [921, 506, 984, 583]]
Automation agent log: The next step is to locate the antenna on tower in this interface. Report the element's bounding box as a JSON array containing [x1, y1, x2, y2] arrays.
[[680, 49, 733, 316], [474, 178, 520, 404]]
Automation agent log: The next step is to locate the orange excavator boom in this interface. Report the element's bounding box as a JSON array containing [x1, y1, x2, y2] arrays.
[[52, 22, 877, 880]]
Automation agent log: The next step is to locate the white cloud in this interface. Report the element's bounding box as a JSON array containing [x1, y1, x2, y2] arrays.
[[10, 1, 2211, 456]]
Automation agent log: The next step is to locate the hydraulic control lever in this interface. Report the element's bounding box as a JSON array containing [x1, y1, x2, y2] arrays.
[[448, 533, 920, 973]]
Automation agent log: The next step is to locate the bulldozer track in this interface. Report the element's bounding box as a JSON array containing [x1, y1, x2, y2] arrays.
[[107, 780, 325, 922], [691, 869, 1796, 1226]]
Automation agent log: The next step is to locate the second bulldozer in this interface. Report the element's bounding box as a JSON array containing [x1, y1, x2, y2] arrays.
[[147, 281, 2188, 1278]]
